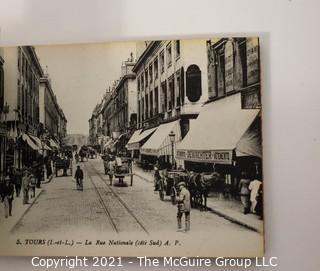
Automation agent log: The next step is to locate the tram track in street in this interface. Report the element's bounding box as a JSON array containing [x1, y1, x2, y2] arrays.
[[83, 161, 149, 235], [83, 162, 119, 233]]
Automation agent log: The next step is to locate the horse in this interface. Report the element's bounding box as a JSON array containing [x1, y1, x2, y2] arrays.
[[185, 173, 200, 209], [186, 171, 221, 211]]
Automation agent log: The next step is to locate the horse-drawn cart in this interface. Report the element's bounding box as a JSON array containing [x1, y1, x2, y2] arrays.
[[55, 157, 73, 177], [158, 170, 221, 210], [102, 155, 133, 186], [158, 169, 189, 204], [114, 157, 133, 186]]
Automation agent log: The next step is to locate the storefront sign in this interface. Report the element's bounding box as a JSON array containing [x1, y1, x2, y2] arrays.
[[225, 40, 234, 92], [140, 148, 159, 155], [127, 142, 140, 150], [247, 38, 260, 85], [176, 149, 233, 164]]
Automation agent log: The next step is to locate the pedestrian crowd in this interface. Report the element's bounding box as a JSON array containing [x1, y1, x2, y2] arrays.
[[0, 161, 49, 220]]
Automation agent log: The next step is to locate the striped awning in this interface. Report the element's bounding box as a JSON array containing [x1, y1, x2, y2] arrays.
[[29, 135, 52, 151], [49, 138, 60, 149], [22, 134, 39, 151], [140, 120, 181, 156], [126, 129, 142, 150], [126, 127, 157, 151]]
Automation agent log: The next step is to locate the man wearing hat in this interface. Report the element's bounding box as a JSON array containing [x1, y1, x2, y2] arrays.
[[0, 176, 15, 218], [176, 182, 191, 232]]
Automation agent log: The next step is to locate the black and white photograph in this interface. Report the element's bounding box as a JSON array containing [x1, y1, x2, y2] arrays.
[[0, 38, 263, 257]]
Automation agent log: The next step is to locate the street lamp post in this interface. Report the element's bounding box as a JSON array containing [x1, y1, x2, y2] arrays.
[[169, 130, 175, 170]]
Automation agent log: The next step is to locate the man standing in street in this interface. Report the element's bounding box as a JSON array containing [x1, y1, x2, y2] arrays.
[[74, 165, 84, 191], [176, 182, 191, 232], [108, 159, 115, 185], [0, 176, 15, 218]]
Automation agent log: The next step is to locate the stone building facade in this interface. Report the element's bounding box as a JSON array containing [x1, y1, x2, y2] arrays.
[[39, 74, 67, 147], [108, 59, 137, 138], [89, 56, 137, 153], [1, 46, 67, 169], [176, 37, 262, 192], [206, 37, 261, 108], [2, 46, 44, 167], [129, 40, 209, 166]]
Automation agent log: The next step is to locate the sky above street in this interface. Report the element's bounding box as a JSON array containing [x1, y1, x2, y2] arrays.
[[35, 42, 137, 135]]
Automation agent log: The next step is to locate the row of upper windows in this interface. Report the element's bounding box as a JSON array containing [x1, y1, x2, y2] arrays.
[[207, 37, 260, 100], [137, 41, 180, 92], [18, 48, 39, 92]]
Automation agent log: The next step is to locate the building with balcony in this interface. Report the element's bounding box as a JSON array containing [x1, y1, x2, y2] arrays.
[[176, 37, 262, 195], [90, 55, 137, 154], [2, 46, 44, 168], [57, 106, 67, 143], [127, 40, 209, 166], [107, 57, 137, 152], [39, 74, 66, 148], [1, 46, 66, 168]]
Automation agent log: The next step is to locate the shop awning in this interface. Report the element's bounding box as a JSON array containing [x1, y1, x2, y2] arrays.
[[44, 144, 52, 151], [49, 139, 60, 149], [236, 117, 262, 158], [126, 129, 142, 150], [176, 93, 260, 164], [126, 128, 157, 151], [22, 134, 39, 151], [140, 120, 181, 156], [29, 135, 52, 151]]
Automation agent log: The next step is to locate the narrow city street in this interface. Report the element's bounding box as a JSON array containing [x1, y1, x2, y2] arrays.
[[0, 40, 265, 257], [11, 157, 262, 248]]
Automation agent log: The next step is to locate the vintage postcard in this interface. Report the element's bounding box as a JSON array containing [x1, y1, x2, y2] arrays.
[[0, 37, 264, 257]]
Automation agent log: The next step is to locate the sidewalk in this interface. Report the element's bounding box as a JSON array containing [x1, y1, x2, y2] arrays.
[[0, 187, 42, 233], [132, 163, 263, 233]]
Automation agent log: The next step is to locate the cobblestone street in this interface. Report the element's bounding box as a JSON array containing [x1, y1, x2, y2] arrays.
[[10, 158, 263, 254]]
